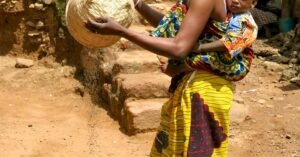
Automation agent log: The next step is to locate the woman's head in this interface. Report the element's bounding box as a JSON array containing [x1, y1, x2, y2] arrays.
[[227, 0, 257, 13]]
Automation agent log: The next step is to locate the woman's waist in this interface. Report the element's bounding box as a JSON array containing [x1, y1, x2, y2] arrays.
[[170, 70, 233, 92]]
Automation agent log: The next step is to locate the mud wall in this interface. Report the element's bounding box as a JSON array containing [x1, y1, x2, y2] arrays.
[[0, 0, 82, 65]]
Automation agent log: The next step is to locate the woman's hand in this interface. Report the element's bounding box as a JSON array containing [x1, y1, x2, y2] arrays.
[[133, 0, 143, 8], [159, 61, 179, 77], [85, 17, 124, 36]]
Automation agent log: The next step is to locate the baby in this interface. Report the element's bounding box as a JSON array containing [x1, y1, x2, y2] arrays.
[[159, 0, 258, 81]]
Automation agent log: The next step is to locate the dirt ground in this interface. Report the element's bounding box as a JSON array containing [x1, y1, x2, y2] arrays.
[[0, 53, 299, 157]]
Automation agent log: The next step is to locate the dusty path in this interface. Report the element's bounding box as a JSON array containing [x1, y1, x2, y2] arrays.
[[0, 56, 154, 157], [0, 55, 299, 157]]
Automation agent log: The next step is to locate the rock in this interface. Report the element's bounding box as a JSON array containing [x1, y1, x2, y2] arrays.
[[15, 58, 34, 68], [63, 67, 76, 78], [285, 134, 291, 139], [253, 40, 279, 56], [61, 59, 67, 66], [290, 77, 300, 86], [29, 3, 35, 8], [244, 115, 252, 121], [42, 0, 52, 5], [276, 97, 284, 101], [230, 102, 249, 123], [284, 104, 293, 109], [27, 30, 40, 37], [122, 98, 166, 135], [258, 56, 265, 61], [290, 58, 298, 64], [267, 55, 290, 64], [26, 21, 35, 27], [34, 3, 43, 10], [280, 69, 297, 81], [296, 107, 300, 112], [74, 85, 85, 97], [274, 114, 283, 118], [257, 99, 266, 104], [118, 38, 129, 51], [233, 95, 244, 104], [263, 61, 284, 72], [58, 28, 65, 39], [114, 73, 170, 100], [36, 21, 44, 29], [290, 51, 298, 58], [112, 50, 160, 74]]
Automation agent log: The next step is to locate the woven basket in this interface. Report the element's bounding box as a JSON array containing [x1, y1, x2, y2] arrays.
[[65, 0, 133, 48]]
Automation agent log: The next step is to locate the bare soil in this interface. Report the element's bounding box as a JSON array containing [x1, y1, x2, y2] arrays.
[[0, 54, 299, 157]]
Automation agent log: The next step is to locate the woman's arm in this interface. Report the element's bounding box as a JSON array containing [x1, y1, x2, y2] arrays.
[[122, 0, 215, 59], [86, 0, 216, 59], [134, 0, 164, 27]]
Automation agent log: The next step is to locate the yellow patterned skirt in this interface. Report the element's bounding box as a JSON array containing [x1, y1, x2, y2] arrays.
[[150, 70, 233, 157]]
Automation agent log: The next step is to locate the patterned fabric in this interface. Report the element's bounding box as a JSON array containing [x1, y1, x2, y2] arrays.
[[149, 2, 233, 157], [150, 71, 233, 157], [151, 3, 187, 66], [151, 3, 257, 81], [151, 4, 186, 38], [185, 12, 257, 81]]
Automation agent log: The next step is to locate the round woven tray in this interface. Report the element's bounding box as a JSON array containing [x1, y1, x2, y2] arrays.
[[65, 0, 133, 48]]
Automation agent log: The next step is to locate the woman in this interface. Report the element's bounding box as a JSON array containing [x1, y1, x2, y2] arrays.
[[86, 0, 232, 156]]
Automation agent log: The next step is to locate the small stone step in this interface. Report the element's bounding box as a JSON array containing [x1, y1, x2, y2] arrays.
[[113, 72, 170, 100], [122, 98, 168, 135], [113, 50, 161, 75], [116, 25, 153, 51], [107, 72, 170, 119]]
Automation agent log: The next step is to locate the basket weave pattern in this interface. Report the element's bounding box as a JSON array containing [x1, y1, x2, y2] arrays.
[[65, 0, 133, 48]]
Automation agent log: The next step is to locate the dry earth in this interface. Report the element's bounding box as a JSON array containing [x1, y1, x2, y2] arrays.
[[0, 53, 299, 157]]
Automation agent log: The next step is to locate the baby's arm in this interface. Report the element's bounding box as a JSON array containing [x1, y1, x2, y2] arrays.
[[193, 13, 258, 57], [193, 40, 228, 53]]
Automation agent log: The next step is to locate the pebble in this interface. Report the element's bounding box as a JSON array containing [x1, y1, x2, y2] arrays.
[[274, 114, 283, 118], [296, 107, 300, 112], [276, 97, 285, 101], [29, 3, 35, 8], [58, 28, 65, 39], [15, 58, 34, 68], [266, 104, 274, 108], [244, 115, 252, 121], [284, 104, 293, 109], [257, 99, 266, 104], [26, 21, 35, 27], [42, 0, 53, 5], [74, 85, 84, 97], [27, 30, 40, 37], [34, 3, 43, 10], [36, 21, 44, 29], [263, 61, 284, 72], [234, 95, 244, 104]]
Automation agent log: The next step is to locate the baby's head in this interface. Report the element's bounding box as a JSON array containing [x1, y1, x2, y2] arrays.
[[227, 0, 257, 14]]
